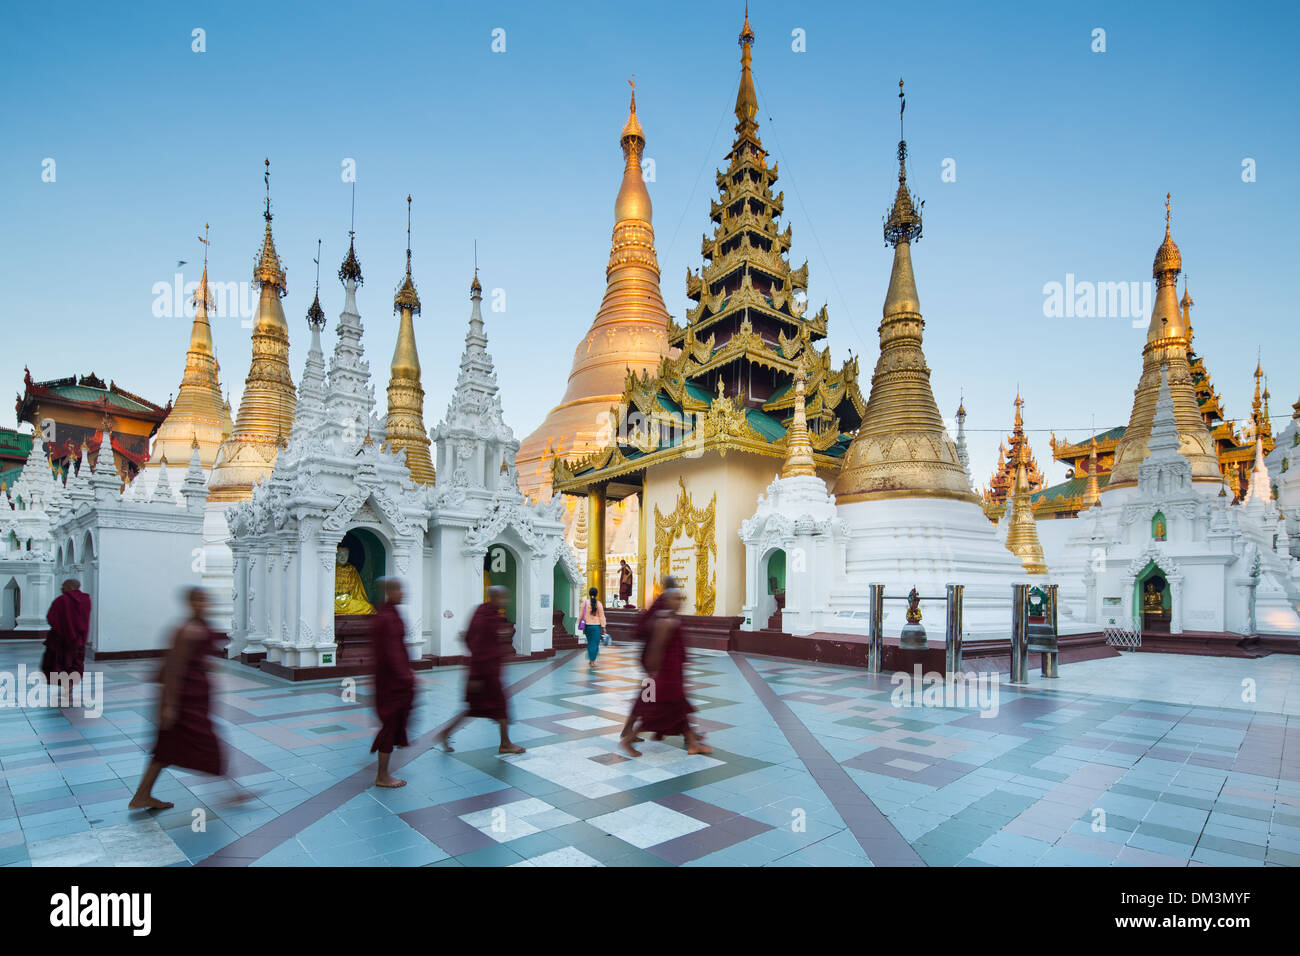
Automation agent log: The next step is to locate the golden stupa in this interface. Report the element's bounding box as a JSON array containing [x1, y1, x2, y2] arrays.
[[1106, 195, 1221, 491], [1003, 441, 1048, 574], [148, 226, 234, 470], [383, 196, 435, 485], [833, 83, 977, 504], [781, 363, 817, 479], [514, 82, 673, 502], [208, 161, 297, 502]]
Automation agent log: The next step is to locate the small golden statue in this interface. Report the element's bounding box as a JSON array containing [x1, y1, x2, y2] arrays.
[[334, 546, 374, 615], [1154, 516, 1166, 541], [1142, 581, 1162, 613], [905, 587, 922, 624]]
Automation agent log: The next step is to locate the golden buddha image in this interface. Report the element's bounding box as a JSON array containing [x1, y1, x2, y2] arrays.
[[1143, 581, 1163, 612], [335, 545, 374, 615]]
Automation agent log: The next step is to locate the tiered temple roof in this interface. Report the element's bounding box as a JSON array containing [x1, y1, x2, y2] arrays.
[[15, 369, 168, 481], [981, 394, 1044, 519], [556, 13, 863, 492]]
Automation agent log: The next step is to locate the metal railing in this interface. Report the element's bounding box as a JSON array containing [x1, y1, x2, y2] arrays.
[[1010, 583, 1060, 684], [866, 583, 964, 675]]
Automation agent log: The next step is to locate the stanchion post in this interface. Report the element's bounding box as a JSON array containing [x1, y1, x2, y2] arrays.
[[868, 583, 884, 673], [945, 583, 964, 675], [1010, 583, 1029, 685], [1042, 583, 1060, 678]]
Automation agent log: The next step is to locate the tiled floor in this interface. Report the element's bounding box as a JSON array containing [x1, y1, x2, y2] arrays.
[[1, 639, 1297, 867]]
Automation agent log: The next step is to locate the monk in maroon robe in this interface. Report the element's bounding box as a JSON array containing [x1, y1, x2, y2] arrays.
[[436, 586, 525, 755], [618, 559, 634, 606], [620, 581, 711, 757], [370, 578, 416, 788], [42, 580, 92, 696], [129, 588, 227, 810]]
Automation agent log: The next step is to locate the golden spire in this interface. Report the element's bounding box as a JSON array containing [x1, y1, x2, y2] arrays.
[[1106, 196, 1220, 492], [781, 362, 817, 478], [515, 84, 672, 502], [735, 5, 758, 136], [384, 196, 434, 484], [833, 83, 974, 504], [209, 161, 298, 500], [614, 78, 651, 223], [1003, 440, 1048, 573], [253, 158, 287, 296], [152, 224, 234, 471]]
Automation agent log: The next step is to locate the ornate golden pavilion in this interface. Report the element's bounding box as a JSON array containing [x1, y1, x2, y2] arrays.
[[554, 11, 865, 614]]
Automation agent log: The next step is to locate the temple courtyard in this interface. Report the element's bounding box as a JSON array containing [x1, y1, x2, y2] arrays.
[[1, 640, 1297, 868]]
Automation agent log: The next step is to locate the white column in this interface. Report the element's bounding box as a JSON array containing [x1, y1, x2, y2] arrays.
[[245, 546, 268, 655], [397, 541, 425, 660], [228, 542, 249, 656], [1169, 574, 1183, 634], [740, 540, 758, 631]]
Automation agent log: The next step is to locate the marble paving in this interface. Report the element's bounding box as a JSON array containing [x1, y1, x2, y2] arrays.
[[0, 638, 1297, 867]]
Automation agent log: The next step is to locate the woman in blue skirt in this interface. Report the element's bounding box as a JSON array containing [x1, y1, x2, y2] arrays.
[[577, 587, 607, 668]]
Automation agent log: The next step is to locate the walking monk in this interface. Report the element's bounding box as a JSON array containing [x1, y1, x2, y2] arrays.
[[436, 586, 525, 755], [370, 578, 416, 788], [620, 578, 711, 757], [42, 579, 92, 703], [129, 588, 227, 810]]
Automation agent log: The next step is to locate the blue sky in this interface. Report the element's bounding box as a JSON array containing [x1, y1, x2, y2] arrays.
[[2, 0, 1296, 488]]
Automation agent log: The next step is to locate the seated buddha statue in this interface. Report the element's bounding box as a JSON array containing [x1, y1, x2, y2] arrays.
[[334, 546, 374, 615], [1142, 581, 1163, 613]]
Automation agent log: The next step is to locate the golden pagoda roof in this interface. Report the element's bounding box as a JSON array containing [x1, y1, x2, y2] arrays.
[[208, 171, 297, 501], [780, 363, 817, 478], [149, 229, 234, 472], [1153, 194, 1181, 277], [832, 83, 974, 505], [384, 200, 434, 485], [614, 84, 652, 224], [516, 84, 673, 501], [1003, 444, 1048, 572], [252, 160, 287, 295], [551, 13, 864, 497], [982, 393, 1045, 507], [1107, 197, 1221, 492]]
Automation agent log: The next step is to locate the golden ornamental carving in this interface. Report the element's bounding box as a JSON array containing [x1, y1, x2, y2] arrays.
[[653, 477, 717, 616]]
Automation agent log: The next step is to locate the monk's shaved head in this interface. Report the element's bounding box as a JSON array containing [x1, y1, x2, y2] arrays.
[[61, 579, 80, 592], [381, 577, 404, 605]]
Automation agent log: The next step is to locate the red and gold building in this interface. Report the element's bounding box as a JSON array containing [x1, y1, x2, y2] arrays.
[[15, 369, 168, 483]]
